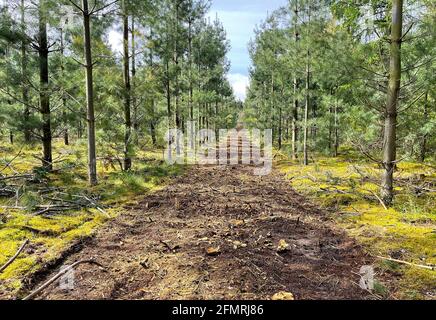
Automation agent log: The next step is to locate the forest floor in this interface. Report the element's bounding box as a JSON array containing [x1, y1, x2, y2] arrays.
[[0, 141, 182, 298], [277, 148, 435, 300], [19, 164, 371, 300], [1, 139, 434, 300]]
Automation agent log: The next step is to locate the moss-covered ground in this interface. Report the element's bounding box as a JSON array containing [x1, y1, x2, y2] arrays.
[[1, 138, 434, 300], [0, 139, 182, 296], [277, 149, 435, 299]]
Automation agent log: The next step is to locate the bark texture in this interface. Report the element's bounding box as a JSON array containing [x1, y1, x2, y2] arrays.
[[381, 0, 403, 206]]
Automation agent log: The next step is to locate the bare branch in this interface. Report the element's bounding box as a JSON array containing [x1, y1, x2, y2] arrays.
[[90, 0, 120, 15], [71, 57, 87, 68], [0, 88, 40, 112], [376, 256, 435, 271], [400, 22, 415, 41], [0, 147, 24, 173], [68, 0, 84, 14], [402, 57, 436, 72], [398, 91, 426, 113], [23, 259, 105, 300], [0, 240, 29, 274]]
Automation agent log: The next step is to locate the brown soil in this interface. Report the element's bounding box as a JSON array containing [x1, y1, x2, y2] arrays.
[[22, 164, 373, 300]]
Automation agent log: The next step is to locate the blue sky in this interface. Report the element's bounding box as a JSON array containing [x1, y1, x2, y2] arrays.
[[109, 0, 288, 101], [209, 0, 288, 100]]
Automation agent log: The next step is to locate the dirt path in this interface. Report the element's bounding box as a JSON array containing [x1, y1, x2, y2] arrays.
[[23, 164, 372, 300]]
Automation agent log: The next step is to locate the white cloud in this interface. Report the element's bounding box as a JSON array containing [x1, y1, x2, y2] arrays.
[[227, 73, 250, 102], [108, 30, 123, 54]]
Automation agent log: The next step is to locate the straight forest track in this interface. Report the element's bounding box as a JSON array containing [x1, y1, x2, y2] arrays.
[[21, 162, 372, 300]]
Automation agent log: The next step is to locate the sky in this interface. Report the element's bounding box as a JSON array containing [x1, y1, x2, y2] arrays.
[[208, 0, 288, 100], [108, 0, 288, 101]]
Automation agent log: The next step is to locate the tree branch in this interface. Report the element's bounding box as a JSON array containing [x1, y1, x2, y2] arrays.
[[0, 240, 29, 273], [90, 0, 120, 15], [68, 0, 84, 14], [23, 259, 105, 300]]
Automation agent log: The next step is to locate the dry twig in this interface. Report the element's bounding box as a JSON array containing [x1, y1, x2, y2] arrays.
[[22, 259, 105, 300], [0, 239, 29, 273], [376, 256, 435, 271]]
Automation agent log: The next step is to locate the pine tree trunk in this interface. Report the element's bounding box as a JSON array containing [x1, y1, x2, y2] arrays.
[[206, 103, 209, 132], [174, 2, 181, 155], [311, 101, 317, 139], [38, 1, 52, 171], [60, 28, 69, 146], [292, 77, 299, 160], [334, 97, 339, 157], [292, 1, 300, 160], [271, 74, 275, 143], [188, 19, 194, 121], [123, 2, 132, 171], [78, 119, 82, 139], [166, 60, 172, 126], [148, 28, 157, 147], [292, 3, 299, 160], [278, 105, 282, 150], [419, 91, 428, 162], [215, 100, 218, 136], [328, 105, 333, 152], [21, 0, 31, 143], [63, 107, 69, 146], [381, 0, 403, 206], [82, 0, 97, 186], [188, 18, 195, 150], [150, 99, 157, 146], [131, 17, 138, 144], [328, 89, 334, 155], [303, 5, 311, 166], [285, 117, 289, 141], [303, 48, 310, 166]]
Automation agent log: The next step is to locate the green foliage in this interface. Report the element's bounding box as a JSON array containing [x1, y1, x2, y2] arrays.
[[0, 0, 238, 160], [246, 0, 435, 163]]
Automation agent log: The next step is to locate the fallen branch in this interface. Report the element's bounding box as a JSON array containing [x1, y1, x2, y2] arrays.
[[396, 179, 436, 194], [35, 204, 81, 211], [320, 187, 347, 194], [0, 187, 16, 197], [350, 280, 383, 300], [160, 240, 180, 252], [0, 174, 34, 182], [364, 189, 388, 211], [0, 239, 29, 273], [82, 195, 110, 217], [22, 259, 104, 300], [32, 208, 52, 216], [0, 147, 23, 173], [34, 194, 109, 217], [0, 205, 26, 210], [376, 256, 435, 271]]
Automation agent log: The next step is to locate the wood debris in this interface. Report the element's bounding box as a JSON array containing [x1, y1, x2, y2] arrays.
[[271, 291, 295, 300], [206, 247, 221, 256], [277, 239, 289, 253]]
